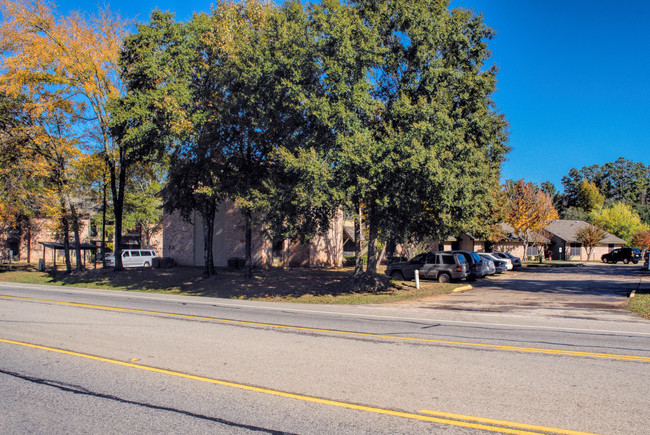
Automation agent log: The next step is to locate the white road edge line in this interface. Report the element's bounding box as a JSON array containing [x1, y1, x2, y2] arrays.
[[1, 282, 649, 337]]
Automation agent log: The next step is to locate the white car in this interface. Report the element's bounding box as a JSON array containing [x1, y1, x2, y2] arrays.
[[492, 252, 520, 268], [105, 249, 156, 268], [479, 253, 508, 273]]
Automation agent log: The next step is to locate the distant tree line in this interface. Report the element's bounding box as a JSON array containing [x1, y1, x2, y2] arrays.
[[540, 157, 650, 246]]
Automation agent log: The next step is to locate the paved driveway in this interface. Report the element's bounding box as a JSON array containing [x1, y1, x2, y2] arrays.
[[417, 263, 647, 320]]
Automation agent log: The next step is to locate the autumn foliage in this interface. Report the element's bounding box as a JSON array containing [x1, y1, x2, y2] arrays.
[[0, 0, 126, 270], [633, 231, 650, 251], [504, 179, 559, 256]]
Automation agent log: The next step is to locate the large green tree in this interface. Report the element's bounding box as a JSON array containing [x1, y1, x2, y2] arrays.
[[113, 10, 225, 276], [342, 0, 509, 278], [212, 0, 344, 277]]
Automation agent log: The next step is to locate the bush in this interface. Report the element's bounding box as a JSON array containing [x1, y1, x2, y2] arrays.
[[344, 255, 366, 266]]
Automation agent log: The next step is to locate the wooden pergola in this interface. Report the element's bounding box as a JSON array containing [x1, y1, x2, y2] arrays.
[[38, 242, 99, 270]]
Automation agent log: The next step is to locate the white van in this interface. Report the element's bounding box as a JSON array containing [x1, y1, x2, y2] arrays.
[[105, 249, 156, 268]]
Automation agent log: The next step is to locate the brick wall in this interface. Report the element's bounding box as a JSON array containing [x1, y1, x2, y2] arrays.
[[491, 242, 525, 259], [1, 217, 92, 264], [162, 202, 343, 268], [309, 209, 343, 267], [162, 210, 196, 266]]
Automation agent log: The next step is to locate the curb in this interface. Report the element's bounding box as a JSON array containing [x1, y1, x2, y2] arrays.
[[453, 285, 473, 293]]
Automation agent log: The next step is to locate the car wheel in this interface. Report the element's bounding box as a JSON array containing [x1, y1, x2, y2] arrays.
[[143, 261, 151, 268], [633, 260, 639, 264], [391, 271, 405, 281], [623, 259, 629, 264], [601, 257, 607, 263], [437, 273, 451, 283]]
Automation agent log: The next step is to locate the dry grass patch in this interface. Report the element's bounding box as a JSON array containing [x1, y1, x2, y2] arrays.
[[627, 290, 650, 319], [0, 264, 464, 304]]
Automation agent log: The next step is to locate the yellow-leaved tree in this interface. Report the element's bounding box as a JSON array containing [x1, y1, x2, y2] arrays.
[[0, 0, 128, 270], [504, 179, 559, 260]]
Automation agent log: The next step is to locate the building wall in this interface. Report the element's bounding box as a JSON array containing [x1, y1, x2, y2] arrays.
[[162, 210, 196, 265], [1, 217, 91, 264], [162, 202, 342, 268], [309, 209, 343, 267], [490, 241, 525, 259], [548, 236, 623, 261]]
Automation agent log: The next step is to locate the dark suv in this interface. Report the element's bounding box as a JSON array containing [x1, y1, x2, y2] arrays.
[[385, 252, 469, 283], [449, 250, 488, 279], [601, 247, 642, 264]]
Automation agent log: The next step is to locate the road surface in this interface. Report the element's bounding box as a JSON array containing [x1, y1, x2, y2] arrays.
[[1, 271, 648, 434]]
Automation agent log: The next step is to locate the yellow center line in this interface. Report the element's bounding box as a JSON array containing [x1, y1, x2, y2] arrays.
[[419, 410, 595, 435], [0, 337, 597, 435], [2, 293, 649, 362]]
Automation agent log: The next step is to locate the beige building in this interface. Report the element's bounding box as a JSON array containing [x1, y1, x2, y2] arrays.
[[0, 217, 92, 264], [162, 202, 343, 268], [544, 219, 627, 261], [489, 220, 627, 261]]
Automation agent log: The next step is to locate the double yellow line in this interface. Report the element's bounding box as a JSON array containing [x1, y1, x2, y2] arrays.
[[0, 337, 596, 434], [2, 293, 649, 362]]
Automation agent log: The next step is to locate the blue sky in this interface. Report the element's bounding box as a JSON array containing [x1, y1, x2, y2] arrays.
[[56, 0, 650, 191]]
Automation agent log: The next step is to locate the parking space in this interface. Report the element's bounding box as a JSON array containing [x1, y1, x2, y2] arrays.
[[416, 263, 647, 320]]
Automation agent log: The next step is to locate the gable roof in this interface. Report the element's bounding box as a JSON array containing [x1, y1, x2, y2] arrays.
[[498, 223, 551, 244], [544, 220, 627, 245]]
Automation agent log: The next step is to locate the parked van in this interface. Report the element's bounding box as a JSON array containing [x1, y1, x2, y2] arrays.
[[105, 249, 156, 268]]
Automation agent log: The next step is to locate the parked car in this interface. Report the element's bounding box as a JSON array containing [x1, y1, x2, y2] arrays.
[[492, 252, 521, 268], [644, 251, 649, 268], [95, 250, 112, 262], [601, 247, 642, 264], [479, 253, 508, 273], [385, 252, 469, 283], [105, 249, 157, 268], [449, 250, 488, 279], [481, 257, 496, 275]]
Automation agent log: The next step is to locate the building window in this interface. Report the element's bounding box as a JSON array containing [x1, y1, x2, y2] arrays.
[[570, 243, 581, 256]]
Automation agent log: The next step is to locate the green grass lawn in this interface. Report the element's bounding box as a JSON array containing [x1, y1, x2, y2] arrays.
[[627, 291, 650, 319]]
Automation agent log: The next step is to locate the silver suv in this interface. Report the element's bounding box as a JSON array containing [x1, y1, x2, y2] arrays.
[[385, 252, 469, 283]]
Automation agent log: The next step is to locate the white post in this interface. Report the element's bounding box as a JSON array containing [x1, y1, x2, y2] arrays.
[[415, 269, 420, 289]]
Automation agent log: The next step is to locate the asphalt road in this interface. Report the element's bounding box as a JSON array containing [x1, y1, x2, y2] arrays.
[[1, 265, 649, 434]]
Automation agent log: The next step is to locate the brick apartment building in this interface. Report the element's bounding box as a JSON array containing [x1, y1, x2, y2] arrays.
[[161, 202, 344, 268]]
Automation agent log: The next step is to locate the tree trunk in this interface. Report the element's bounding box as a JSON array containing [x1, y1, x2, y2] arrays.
[[201, 199, 217, 277], [70, 203, 83, 271], [244, 210, 253, 279], [60, 201, 71, 273], [109, 154, 127, 271], [140, 221, 150, 249], [26, 224, 31, 264], [282, 239, 289, 269], [366, 209, 380, 276], [353, 204, 363, 277], [101, 181, 107, 268]]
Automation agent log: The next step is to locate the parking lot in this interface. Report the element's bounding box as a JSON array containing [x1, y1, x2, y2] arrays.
[[413, 263, 648, 321]]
